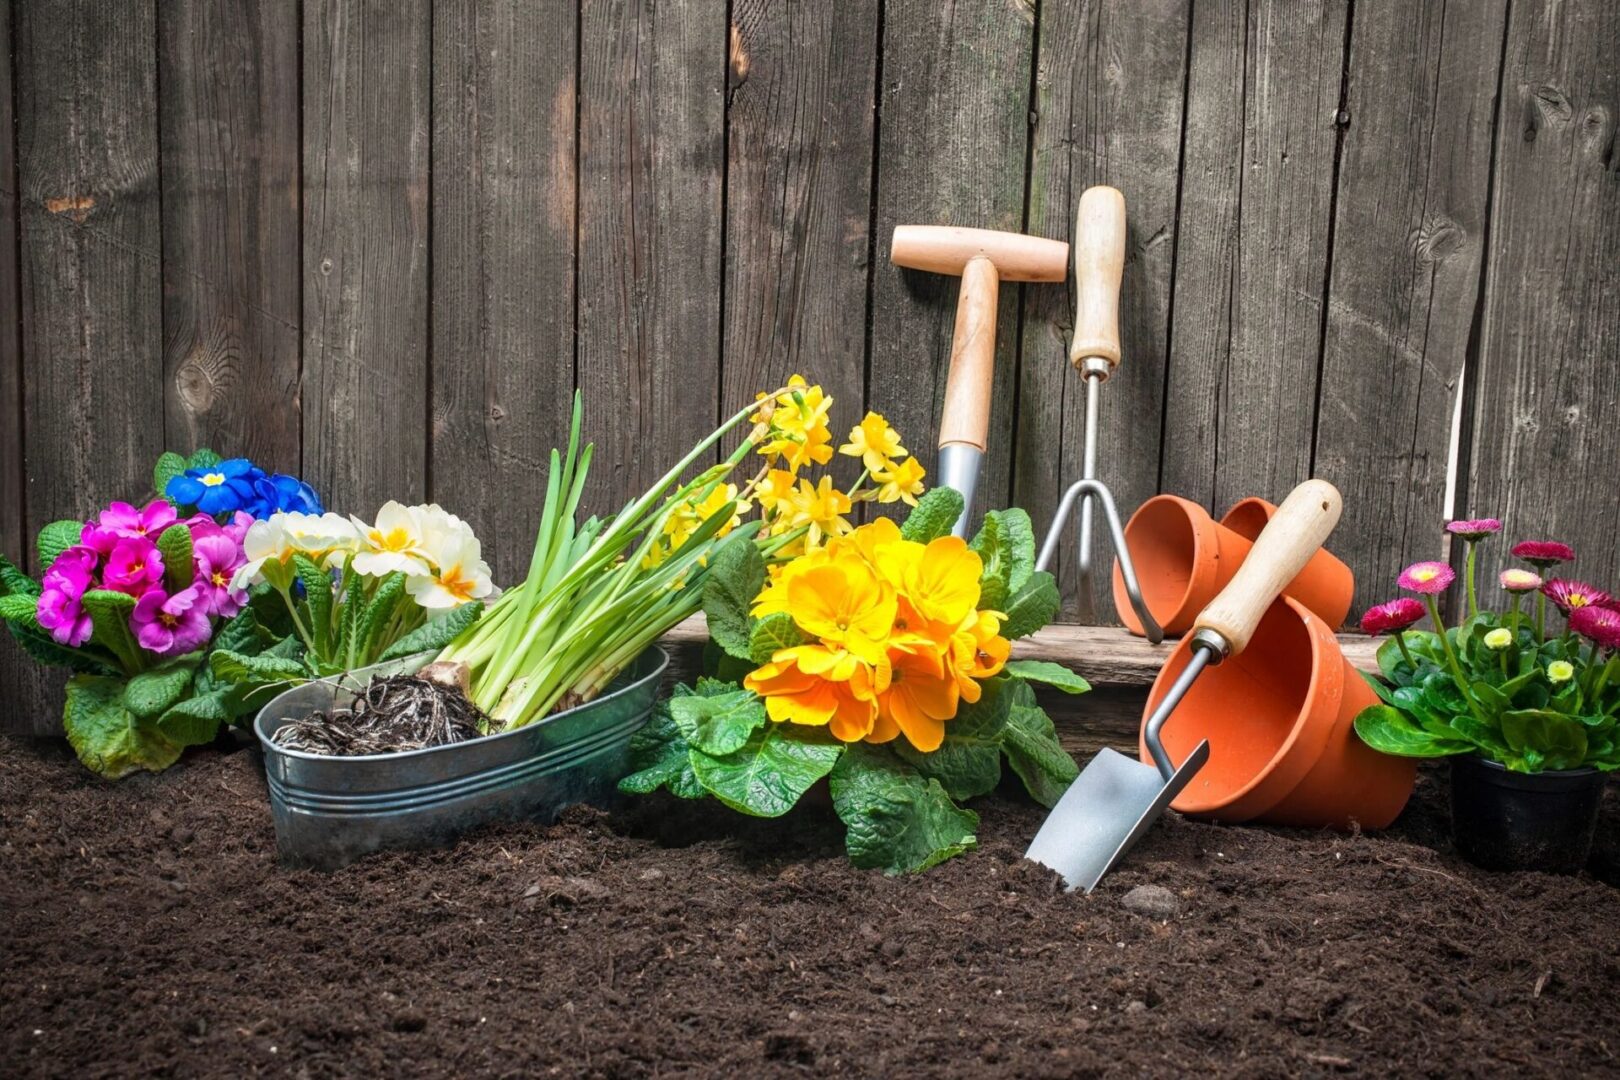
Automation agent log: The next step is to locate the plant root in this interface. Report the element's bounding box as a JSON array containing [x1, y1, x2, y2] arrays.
[[271, 673, 497, 756]]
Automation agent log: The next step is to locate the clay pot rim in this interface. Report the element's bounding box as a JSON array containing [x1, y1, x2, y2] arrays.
[[1144, 595, 1344, 820], [1121, 494, 1225, 635]]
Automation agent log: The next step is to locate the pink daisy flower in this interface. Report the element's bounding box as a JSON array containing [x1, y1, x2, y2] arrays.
[[1445, 518, 1502, 540], [1512, 540, 1575, 568], [1398, 561, 1455, 595], [1570, 605, 1620, 650], [1541, 578, 1610, 616], [1360, 598, 1425, 636], [1498, 568, 1542, 594]]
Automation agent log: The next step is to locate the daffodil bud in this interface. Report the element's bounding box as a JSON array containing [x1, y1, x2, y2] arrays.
[[1548, 660, 1575, 684], [1483, 628, 1513, 650]]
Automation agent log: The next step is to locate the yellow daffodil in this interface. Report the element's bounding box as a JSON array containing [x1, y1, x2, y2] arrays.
[[840, 411, 907, 473], [872, 457, 927, 506], [755, 375, 835, 472], [799, 476, 853, 547]]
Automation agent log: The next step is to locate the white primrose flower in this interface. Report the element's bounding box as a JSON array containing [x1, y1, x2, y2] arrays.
[[407, 517, 494, 610], [283, 512, 361, 567], [231, 512, 360, 590], [351, 501, 434, 578], [231, 515, 289, 591]]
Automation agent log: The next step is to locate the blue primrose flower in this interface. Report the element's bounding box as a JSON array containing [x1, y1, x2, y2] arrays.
[[166, 459, 324, 520]]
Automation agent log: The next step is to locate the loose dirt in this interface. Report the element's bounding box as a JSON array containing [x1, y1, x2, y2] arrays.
[[3, 735, 1617, 1078]]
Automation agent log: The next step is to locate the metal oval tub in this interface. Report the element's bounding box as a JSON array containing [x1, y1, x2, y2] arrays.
[[254, 645, 669, 869]]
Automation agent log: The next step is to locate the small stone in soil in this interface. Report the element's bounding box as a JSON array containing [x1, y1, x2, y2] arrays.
[[1122, 884, 1181, 920]]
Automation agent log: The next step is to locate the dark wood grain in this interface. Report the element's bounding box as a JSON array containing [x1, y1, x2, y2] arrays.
[[1015, 0, 1191, 621], [867, 0, 1037, 525], [1161, 0, 1349, 513], [1312, 0, 1508, 619], [431, 0, 577, 584], [159, 0, 301, 472], [16, 0, 164, 526], [576, 0, 727, 519], [1467, 0, 1620, 591], [303, 0, 430, 516], [722, 0, 879, 439]]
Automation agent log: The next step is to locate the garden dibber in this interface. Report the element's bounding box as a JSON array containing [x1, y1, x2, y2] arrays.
[[1027, 478, 1343, 891]]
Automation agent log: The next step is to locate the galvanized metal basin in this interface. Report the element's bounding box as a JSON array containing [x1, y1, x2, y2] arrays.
[[254, 646, 668, 869]]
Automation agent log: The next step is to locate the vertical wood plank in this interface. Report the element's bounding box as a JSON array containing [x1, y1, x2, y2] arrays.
[[1469, 0, 1620, 587], [1015, 0, 1190, 620], [1313, 0, 1508, 617], [577, 0, 726, 517], [303, 0, 431, 516], [722, 0, 879, 434], [431, 0, 577, 584], [159, 0, 302, 470], [0, 0, 61, 736], [1160, 0, 1348, 512], [867, 0, 1037, 524]]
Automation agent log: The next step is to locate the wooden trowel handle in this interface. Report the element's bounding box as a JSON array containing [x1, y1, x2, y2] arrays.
[[1070, 186, 1125, 371], [1194, 479, 1342, 656]]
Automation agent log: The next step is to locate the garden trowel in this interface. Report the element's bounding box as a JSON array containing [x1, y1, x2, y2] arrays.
[[1026, 479, 1343, 891]]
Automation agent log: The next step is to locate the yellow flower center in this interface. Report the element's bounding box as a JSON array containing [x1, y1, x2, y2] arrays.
[[201, 472, 226, 487], [1413, 568, 1436, 581], [1571, 595, 1590, 608], [211, 570, 227, 587], [377, 527, 414, 552]]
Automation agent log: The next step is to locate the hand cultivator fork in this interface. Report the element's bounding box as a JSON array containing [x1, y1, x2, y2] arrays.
[[1034, 187, 1162, 644]]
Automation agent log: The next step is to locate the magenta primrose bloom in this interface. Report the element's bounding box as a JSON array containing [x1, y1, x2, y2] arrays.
[[102, 537, 165, 597], [1398, 561, 1455, 595], [1499, 568, 1542, 593], [35, 546, 99, 647], [98, 499, 178, 541], [1360, 598, 1425, 636], [1445, 518, 1502, 540], [1540, 578, 1611, 616], [131, 586, 212, 656], [1512, 540, 1575, 567], [190, 532, 247, 618], [1570, 605, 1620, 650]]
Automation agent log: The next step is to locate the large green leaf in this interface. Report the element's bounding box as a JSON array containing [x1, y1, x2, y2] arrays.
[[79, 590, 139, 667], [0, 593, 37, 622], [893, 682, 1006, 801], [1500, 709, 1589, 772], [899, 487, 964, 544], [830, 744, 979, 874], [123, 659, 198, 720], [353, 571, 407, 663], [1352, 704, 1475, 758], [701, 533, 765, 660], [153, 451, 188, 503], [969, 508, 1035, 611], [37, 520, 84, 571], [378, 599, 483, 662], [213, 607, 276, 657], [669, 687, 767, 756], [3, 614, 121, 675], [619, 690, 708, 800], [292, 554, 334, 650], [1003, 659, 1090, 695], [210, 648, 309, 687], [62, 674, 182, 779], [748, 611, 806, 665], [999, 571, 1060, 640], [156, 524, 195, 595], [156, 689, 235, 746], [689, 722, 843, 817], [185, 448, 222, 472], [1001, 686, 1079, 807], [0, 552, 40, 598]]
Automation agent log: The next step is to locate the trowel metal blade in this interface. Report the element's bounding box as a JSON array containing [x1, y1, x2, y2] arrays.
[[1025, 739, 1210, 893]]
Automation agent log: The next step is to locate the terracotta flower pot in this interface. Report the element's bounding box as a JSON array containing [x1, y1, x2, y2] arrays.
[[1110, 494, 1355, 637], [1139, 595, 1416, 828], [1220, 497, 1354, 631]]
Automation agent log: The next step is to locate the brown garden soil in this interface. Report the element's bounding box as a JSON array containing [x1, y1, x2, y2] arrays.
[[3, 733, 1619, 1079]]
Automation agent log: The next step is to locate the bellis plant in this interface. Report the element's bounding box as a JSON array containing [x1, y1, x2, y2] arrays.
[[621, 485, 1084, 876], [0, 449, 325, 779], [1354, 518, 1620, 774]]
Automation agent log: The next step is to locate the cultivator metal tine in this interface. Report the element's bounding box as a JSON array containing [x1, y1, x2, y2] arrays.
[[1037, 473, 1163, 645]]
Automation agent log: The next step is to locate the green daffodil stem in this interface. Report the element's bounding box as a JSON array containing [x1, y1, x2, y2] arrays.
[[1394, 631, 1417, 672], [1425, 595, 1487, 724], [1464, 541, 1479, 619]]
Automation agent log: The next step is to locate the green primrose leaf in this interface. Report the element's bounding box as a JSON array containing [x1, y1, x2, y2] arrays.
[[156, 689, 236, 745], [2, 612, 120, 675], [893, 680, 1006, 801], [292, 555, 334, 651], [378, 601, 484, 663], [899, 487, 965, 544], [970, 508, 1035, 612], [1002, 659, 1090, 695], [1352, 704, 1475, 758], [63, 674, 183, 779], [0, 552, 40, 598], [354, 571, 407, 664], [689, 722, 843, 817], [153, 452, 188, 503], [210, 648, 309, 688], [213, 607, 275, 657], [123, 659, 198, 720], [1000, 681, 1079, 806], [619, 695, 706, 799], [79, 590, 139, 669], [830, 744, 979, 874], [702, 533, 766, 660], [37, 520, 84, 571], [185, 448, 222, 472], [155, 524, 195, 595], [669, 687, 767, 756], [999, 571, 1060, 640], [0, 593, 37, 622], [748, 611, 806, 665]]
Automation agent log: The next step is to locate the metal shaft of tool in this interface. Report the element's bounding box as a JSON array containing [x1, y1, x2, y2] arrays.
[[1142, 630, 1229, 778], [936, 443, 982, 538], [1036, 475, 1164, 644], [1073, 368, 1104, 623]]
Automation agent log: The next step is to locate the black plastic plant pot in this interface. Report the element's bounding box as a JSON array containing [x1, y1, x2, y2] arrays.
[[1448, 754, 1606, 874], [254, 646, 667, 870]]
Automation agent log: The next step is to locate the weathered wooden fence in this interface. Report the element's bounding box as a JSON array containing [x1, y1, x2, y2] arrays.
[[3, 0, 1617, 733]]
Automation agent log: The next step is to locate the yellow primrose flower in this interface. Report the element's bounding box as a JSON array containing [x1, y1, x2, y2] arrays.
[[872, 457, 927, 506], [782, 557, 894, 663], [840, 411, 907, 473]]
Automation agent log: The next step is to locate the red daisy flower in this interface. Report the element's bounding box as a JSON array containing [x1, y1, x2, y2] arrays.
[[1445, 518, 1502, 540], [1512, 540, 1575, 567], [1360, 598, 1426, 636], [1398, 561, 1455, 595], [1541, 578, 1611, 615], [1570, 605, 1620, 650]]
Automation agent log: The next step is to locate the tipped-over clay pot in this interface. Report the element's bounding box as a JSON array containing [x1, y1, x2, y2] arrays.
[[1111, 494, 1355, 637], [1138, 595, 1416, 829]]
